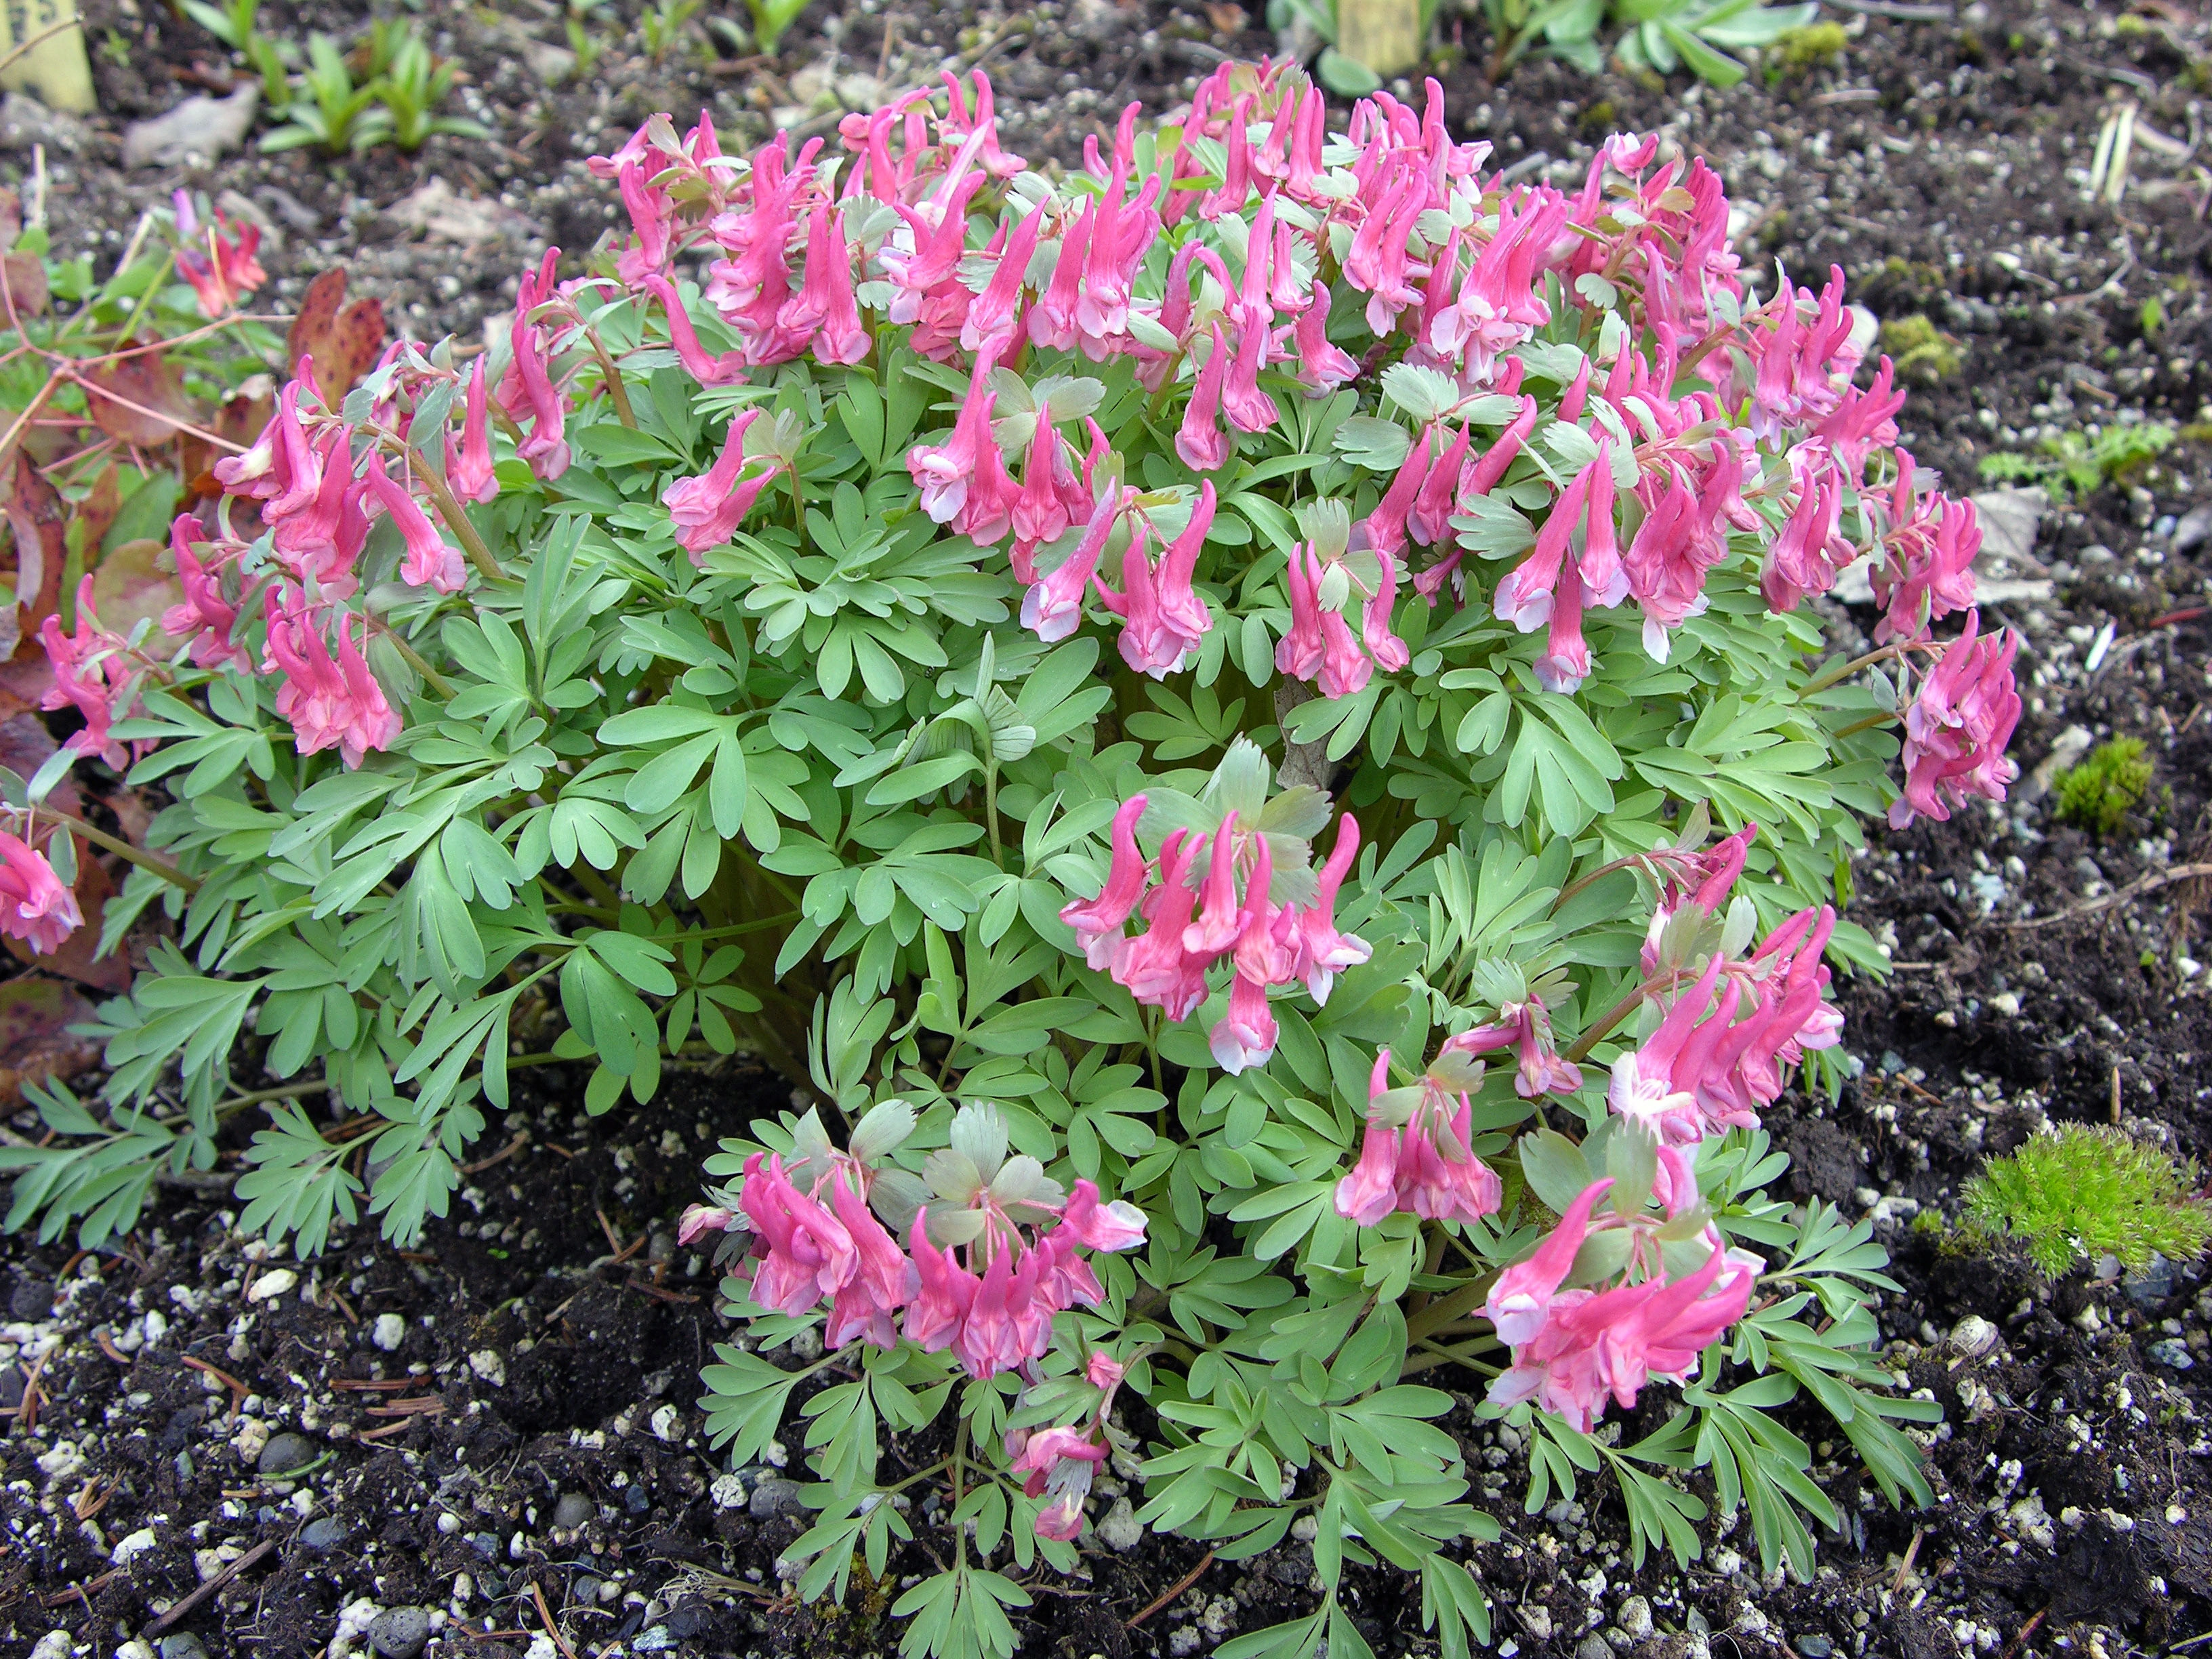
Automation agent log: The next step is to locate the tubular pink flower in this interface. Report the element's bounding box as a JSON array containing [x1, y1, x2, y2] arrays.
[[677, 1203, 733, 1246], [0, 832, 80, 957], [1175, 323, 1233, 473], [663, 409, 776, 560], [1021, 484, 1122, 643], [954, 1243, 1052, 1380], [445, 359, 499, 505], [739, 1151, 857, 1317], [163, 516, 251, 673], [1289, 814, 1370, 1003], [1115, 830, 1209, 1021], [364, 453, 466, 595], [1059, 794, 1150, 970], [1483, 1178, 1616, 1345], [1209, 969, 1278, 1074], [1058, 1178, 1149, 1253], [1890, 611, 2022, 828], [1153, 483, 1216, 655], [642, 274, 749, 386], [262, 591, 400, 769], [909, 363, 1019, 543], [962, 201, 1046, 359], [779, 207, 872, 367], [1292, 281, 1359, 393], [1181, 814, 1245, 958], [615, 161, 674, 287], [902, 1211, 979, 1355], [1761, 446, 1850, 613], [824, 1171, 910, 1350], [40, 577, 138, 770], [1366, 429, 1433, 560], [1276, 543, 1326, 683], [509, 315, 571, 480], [1533, 560, 1591, 695], [1872, 456, 1980, 645]]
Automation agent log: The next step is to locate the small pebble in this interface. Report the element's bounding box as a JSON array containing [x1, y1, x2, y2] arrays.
[[245, 1268, 298, 1304], [372, 1313, 407, 1351], [301, 1515, 350, 1553], [1797, 1637, 1835, 1659], [1095, 1496, 1143, 1551], [552, 1492, 594, 1530], [258, 1432, 318, 1476], [368, 1604, 432, 1659], [159, 1635, 213, 1659], [749, 1477, 804, 1521], [2150, 1338, 2194, 1371]]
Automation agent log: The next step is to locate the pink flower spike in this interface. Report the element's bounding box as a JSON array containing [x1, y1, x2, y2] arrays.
[[1021, 485, 1122, 643], [1087, 1350, 1126, 1391], [364, 453, 466, 596], [0, 832, 80, 956], [615, 161, 674, 287], [954, 1242, 1053, 1379], [1209, 969, 1279, 1074], [163, 517, 250, 672], [1115, 831, 1210, 1021], [509, 318, 571, 481], [909, 363, 1018, 543], [676, 1203, 733, 1246], [330, 613, 403, 766], [1483, 1177, 1615, 1345], [642, 274, 748, 387], [663, 409, 774, 560], [1291, 813, 1370, 1004], [1890, 611, 2022, 829], [782, 207, 872, 367], [963, 201, 1046, 359], [1059, 793, 1150, 970], [445, 359, 499, 505], [1175, 324, 1233, 473], [1153, 482, 1216, 655], [1181, 814, 1245, 958], [739, 1151, 855, 1317]]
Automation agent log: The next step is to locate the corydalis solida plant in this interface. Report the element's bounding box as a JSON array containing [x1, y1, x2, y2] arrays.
[[9, 62, 2016, 1659]]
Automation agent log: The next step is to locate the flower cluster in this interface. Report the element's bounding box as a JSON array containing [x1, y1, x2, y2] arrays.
[[1482, 1176, 1760, 1433], [172, 190, 266, 320], [687, 1104, 1146, 1383], [0, 830, 79, 956], [1058, 743, 1370, 1075], [1004, 1351, 1128, 1539]]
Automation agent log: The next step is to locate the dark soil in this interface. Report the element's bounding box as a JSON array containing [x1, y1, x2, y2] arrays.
[[6, 0, 2212, 1655]]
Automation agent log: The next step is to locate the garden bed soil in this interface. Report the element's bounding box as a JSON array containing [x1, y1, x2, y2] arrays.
[[5, 0, 2212, 1655]]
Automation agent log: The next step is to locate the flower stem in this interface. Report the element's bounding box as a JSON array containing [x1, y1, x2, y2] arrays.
[[369, 618, 457, 699], [41, 807, 200, 894], [415, 461, 506, 584], [585, 325, 638, 429]]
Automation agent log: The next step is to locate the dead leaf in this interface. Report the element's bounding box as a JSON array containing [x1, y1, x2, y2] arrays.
[[287, 269, 387, 407], [89, 537, 184, 645], [81, 348, 201, 448], [8, 860, 131, 992], [75, 464, 121, 557], [0, 976, 100, 1105], [0, 253, 48, 320], [7, 451, 66, 644], [1206, 1, 1249, 32], [0, 713, 79, 817]]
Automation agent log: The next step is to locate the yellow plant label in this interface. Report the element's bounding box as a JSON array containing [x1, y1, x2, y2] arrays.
[[1, 0, 94, 116]]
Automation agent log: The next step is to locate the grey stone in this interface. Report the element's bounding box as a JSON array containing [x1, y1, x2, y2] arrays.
[[368, 1605, 432, 1659], [1576, 1636, 1612, 1659], [9, 1277, 51, 1319], [122, 88, 260, 169], [573, 1574, 602, 1605], [2176, 504, 2212, 553], [749, 1477, 804, 1520], [256, 1433, 317, 1476], [634, 1627, 677, 1652], [1094, 1495, 1143, 1551], [159, 1636, 212, 1659], [1796, 1637, 1835, 1659], [2150, 1338, 2194, 1371], [2125, 1254, 2175, 1308], [300, 1515, 350, 1553], [553, 1492, 595, 1530], [1618, 1595, 1653, 1640], [0, 94, 88, 155], [468, 1530, 501, 1557]]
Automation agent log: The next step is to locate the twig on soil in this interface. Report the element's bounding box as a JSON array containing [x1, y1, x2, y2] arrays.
[[2005, 861, 2212, 931], [181, 1354, 250, 1425], [331, 1377, 419, 1391], [532, 1580, 581, 1659], [6, 1346, 52, 1433], [1127, 1549, 1216, 1628], [142, 1538, 274, 1637], [1889, 1527, 1924, 1593], [461, 1132, 530, 1175], [94, 1330, 129, 1366], [1994, 1605, 2049, 1659], [363, 1395, 445, 1416], [357, 1417, 426, 1442], [41, 1567, 120, 1607], [1823, 0, 1951, 14], [624, 1277, 698, 1304]]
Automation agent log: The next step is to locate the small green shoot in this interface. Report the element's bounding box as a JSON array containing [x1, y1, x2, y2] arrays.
[[750, 0, 813, 56], [1962, 1124, 2212, 1277], [375, 33, 491, 151], [260, 33, 390, 155], [1769, 18, 1845, 76], [180, 0, 261, 51], [1980, 420, 2175, 503], [2053, 737, 2153, 838], [642, 0, 705, 62]]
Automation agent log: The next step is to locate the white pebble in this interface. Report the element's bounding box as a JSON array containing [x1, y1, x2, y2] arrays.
[[372, 1314, 407, 1352], [468, 1349, 507, 1388], [245, 1269, 298, 1305], [649, 1404, 681, 1443], [111, 1528, 159, 1565]]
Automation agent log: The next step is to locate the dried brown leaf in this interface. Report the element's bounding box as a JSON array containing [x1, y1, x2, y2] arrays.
[[287, 269, 387, 407]]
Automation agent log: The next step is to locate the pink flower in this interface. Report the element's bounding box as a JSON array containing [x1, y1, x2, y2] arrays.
[[825, 1171, 910, 1349], [1286, 813, 1370, 1003], [1059, 1178, 1149, 1253], [0, 832, 80, 956], [162, 516, 251, 672], [1012, 1423, 1107, 1540], [641, 274, 749, 387], [962, 202, 1045, 360], [663, 409, 778, 560], [740, 1151, 857, 1317], [677, 1203, 733, 1246], [1176, 323, 1233, 473], [1333, 1048, 1504, 1227], [445, 359, 499, 505], [1736, 265, 1860, 443], [1086, 1350, 1127, 1391], [1210, 970, 1279, 1075], [1181, 815, 1246, 958], [216, 374, 323, 514], [903, 1212, 979, 1355], [1439, 186, 1565, 382], [1059, 793, 1149, 970], [1889, 611, 2021, 829], [507, 310, 571, 480], [1483, 1178, 1615, 1345], [40, 579, 140, 770], [1872, 455, 1980, 645], [1021, 485, 1123, 643], [1292, 281, 1359, 393], [779, 207, 872, 367], [364, 453, 466, 595], [1761, 443, 1851, 613], [1446, 997, 1583, 1100], [909, 363, 1019, 544], [176, 207, 266, 319], [1812, 355, 1903, 484], [615, 161, 674, 287], [262, 593, 401, 769], [1115, 832, 1210, 1021]]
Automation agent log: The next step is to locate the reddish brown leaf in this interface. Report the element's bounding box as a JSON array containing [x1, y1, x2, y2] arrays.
[[75, 464, 122, 558], [0, 976, 100, 1105], [287, 269, 388, 407], [8, 860, 131, 993], [7, 451, 66, 649], [89, 536, 184, 646], [0, 253, 49, 320], [81, 348, 201, 448]]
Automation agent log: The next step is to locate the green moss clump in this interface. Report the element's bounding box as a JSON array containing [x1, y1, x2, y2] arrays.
[[1878, 314, 1963, 385], [2054, 736, 2154, 838], [1961, 1124, 2212, 1277], [1771, 21, 1847, 77]]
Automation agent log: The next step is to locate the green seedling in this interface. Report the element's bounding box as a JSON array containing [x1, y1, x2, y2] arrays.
[[2054, 737, 2153, 838], [1963, 1123, 2212, 1277], [260, 33, 392, 155]]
